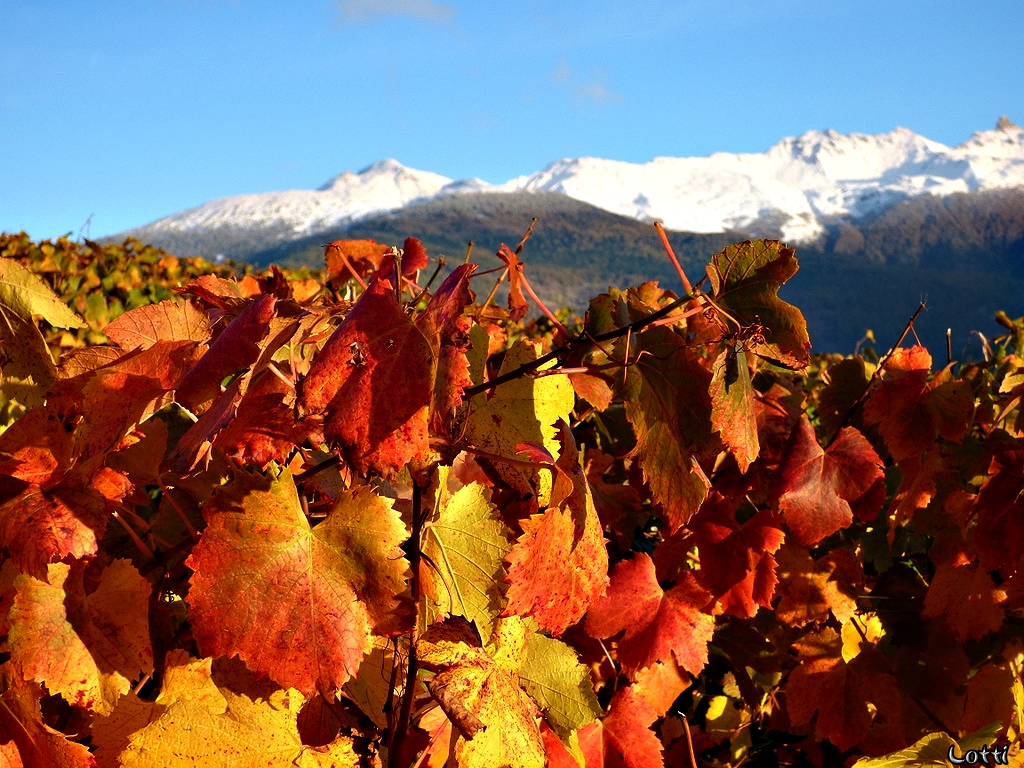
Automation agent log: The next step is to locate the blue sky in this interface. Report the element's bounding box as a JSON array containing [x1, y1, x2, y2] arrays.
[[2, 0, 1022, 240]]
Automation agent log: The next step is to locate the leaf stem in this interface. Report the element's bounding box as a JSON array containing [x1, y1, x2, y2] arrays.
[[654, 221, 693, 295], [391, 482, 425, 768]]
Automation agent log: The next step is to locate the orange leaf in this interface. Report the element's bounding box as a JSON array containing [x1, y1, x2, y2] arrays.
[[323, 239, 390, 285], [577, 685, 664, 768], [922, 562, 1006, 642], [585, 553, 714, 677], [496, 244, 529, 322], [8, 560, 153, 716], [185, 469, 411, 696], [503, 423, 609, 636]]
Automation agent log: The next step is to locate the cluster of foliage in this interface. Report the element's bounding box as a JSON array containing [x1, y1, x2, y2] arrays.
[[0, 230, 1022, 767]]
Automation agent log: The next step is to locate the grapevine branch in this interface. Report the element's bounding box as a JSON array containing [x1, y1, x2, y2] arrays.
[[462, 291, 699, 399]]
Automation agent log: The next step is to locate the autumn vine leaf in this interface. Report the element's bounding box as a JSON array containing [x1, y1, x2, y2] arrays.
[[775, 416, 885, 545], [300, 275, 434, 474], [117, 685, 359, 767], [0, 666, 94, 767], [684, 492, 785, 618], [422, 478, 512, 638], [464, 338, 574, 505], [710, 345, 760, 472], [418, 616, 547, 768], [185, 468, 411, 696], [503, 421, 609, 637], [174, 293, 277, 411], [0, 256, 85, 329], [618, 312, 716, 531], [519, 630, 602, 741], [8, 559, 152, 716], [585, 553, 714, 678], [575, 684, 665, 768], [103, 297, 211, 352], [705, 239, 811, 369], [496, 244, 529, 322]]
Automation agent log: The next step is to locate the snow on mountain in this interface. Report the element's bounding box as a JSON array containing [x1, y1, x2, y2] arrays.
[[500, 119, 1024, 242], [128, 158, 460, 239], [113, 119, 1024, 246]]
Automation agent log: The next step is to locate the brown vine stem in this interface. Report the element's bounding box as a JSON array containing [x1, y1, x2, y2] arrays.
[[391, 482, 425, 768], [825, 301, 926, 447], [461, 292, 694, 400], [464, 241, 475, 264], [654, 221, 693, 295]]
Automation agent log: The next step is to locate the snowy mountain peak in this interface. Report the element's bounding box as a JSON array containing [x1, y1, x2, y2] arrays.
[[115, 121, 1024, 247]]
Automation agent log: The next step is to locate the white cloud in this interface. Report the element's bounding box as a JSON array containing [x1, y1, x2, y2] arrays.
[[335, 0, 455, 23], [553, 61, 623, 106]]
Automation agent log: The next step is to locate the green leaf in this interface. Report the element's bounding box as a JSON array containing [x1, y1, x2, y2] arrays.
[[710, 345, 759, 472], [706, 239, 810, 369], [0, 257, 85, 328], [422, 480, 513, 639], [520, 631, 602, 740]]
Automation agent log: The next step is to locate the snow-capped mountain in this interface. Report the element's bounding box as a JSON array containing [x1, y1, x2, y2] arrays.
[[113, 118, 1024, 248], [500, 119, 1024, 241], [132, 158, 458, 240]]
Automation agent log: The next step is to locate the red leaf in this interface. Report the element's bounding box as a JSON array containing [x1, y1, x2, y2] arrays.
[[577, 685, 664, 768], [503, 423, 609, 636], [300, 277, 434, 475], [378, 237, 430, 281], [775, 417, 884, 545], [686, 492, 785, 618], [862, 346, 972, 462], [585, 553, 714, 677], [416, 263, 476, 341], [970, 447, 1024, 577], [496, 244, 529, 322], [214, 369, 308, 468], [185, 469, 411, 695], [175, 294, 276, 411]]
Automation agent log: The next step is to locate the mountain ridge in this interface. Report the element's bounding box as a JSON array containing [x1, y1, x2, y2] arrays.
[[110, 118, 1024, 251]]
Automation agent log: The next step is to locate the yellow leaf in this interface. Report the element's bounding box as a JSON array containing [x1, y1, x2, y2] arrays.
[[418, 616, 546, 768], [422, 480, 512, 639], [465, 339, 574, 506], [118, 688, 359, 768]]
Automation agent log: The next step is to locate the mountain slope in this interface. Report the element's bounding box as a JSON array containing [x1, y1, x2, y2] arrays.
[[110, 119, 1024, 257]]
